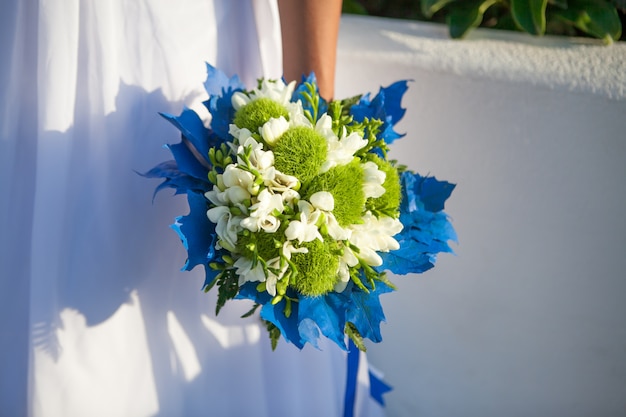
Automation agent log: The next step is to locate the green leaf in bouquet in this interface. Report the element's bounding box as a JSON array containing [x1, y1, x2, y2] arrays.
[[552, 0, 622, 43], [241, 303, 261, 318], [215, 269, 239, 315], [345, 322, 367, 352], [447, 0, 499, 38], [511, 0, 549, 35], [328, 100, 357, 137], [264, 320, 282, 351], [339, 95, 362, 114]]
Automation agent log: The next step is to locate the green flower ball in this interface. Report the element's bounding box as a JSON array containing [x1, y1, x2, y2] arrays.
[[304, 158, 365, 227], [290, 239, 340, 296], [273, 126, 327, 184], [233, 97, 289, 134]]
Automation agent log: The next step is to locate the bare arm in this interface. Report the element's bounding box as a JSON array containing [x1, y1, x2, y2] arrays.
[[277, 0, 343, 100]]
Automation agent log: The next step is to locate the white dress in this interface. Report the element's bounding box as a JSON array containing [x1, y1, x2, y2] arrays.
[[0, 1, 384, 416]]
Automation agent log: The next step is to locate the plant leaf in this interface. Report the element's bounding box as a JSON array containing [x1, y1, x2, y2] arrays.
[[552, 0, 622, 42], [549, 0, 568, 9], [447, 0, 498, 39], [511, 0, 549, 35], [421, 0, 457, 18], [342, 0, 368, 14]]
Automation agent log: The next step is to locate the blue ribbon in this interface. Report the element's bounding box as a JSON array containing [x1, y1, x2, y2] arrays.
[[369, 370, 393, 406], [343, 341, 360, 417], [343, 340, 393, 417]]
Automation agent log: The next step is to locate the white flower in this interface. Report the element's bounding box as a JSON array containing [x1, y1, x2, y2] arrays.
[[285, 201, 322, 243], [223, 186, 250, 205], [334, 266, 350, 293], [206, 206, 242, 251], [240, 189, 284, 233], [231, 79, 297, 110], [264, 256, 289, 297], [233, 255, 287, 297], [309, 191, 334, 212], [322, 130, 368, 173], [263, 167, 299, 193], [315, 113, 334, 138], [342, 245, 360, 268], [258, 241, 311, 297], [205, 187, 251, 208], [362, 161, 386, 198], [237, 136, 274, 178], [348, 212, 403, 266], [281, 240, 308, 260], [222, 165, 255, 201], [229, 124, 253, 143], [255, 79, 297, 105], [324, 213, 352, 241], [288, 103, 312, 127], [280, 189, 300, 206], [260, 116, 290, 145], [265, 274, 278, 297], [307, 191, 351, 241], [205, 165, 255, 206], [334, 246, 359, 293], [231, 91, 250, 110], [205, 188, 227, 206], [234, 256, 267, 285]]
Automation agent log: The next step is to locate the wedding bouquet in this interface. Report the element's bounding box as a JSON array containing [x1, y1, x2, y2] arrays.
[[145, 64, 456, 351]]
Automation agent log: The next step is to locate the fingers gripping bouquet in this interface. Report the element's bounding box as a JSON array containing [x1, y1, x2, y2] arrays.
[[145, 64, 456, 351]]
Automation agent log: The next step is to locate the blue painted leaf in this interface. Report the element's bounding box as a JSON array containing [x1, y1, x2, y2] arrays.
[[160, 108, 210, 164], [379, 123, 403, 145], [237, 284, 305, 348], [166, 141, 210, 182], [139, 160, 207, 199], [170, 191, 219, 276], [351, 81, 409, 145], [298, 293, 350, 350], [236, 282, 272, 305], [380, 238, 438, 275], [203, 63, 245, 96], [402, 171, 456, 213], [381, 171, 456, 275], [203, 63, 245, 140], [351, 92, 378, 122], [351, 81, 409, 125], [260, 300, 305, 349], [345, 281, 394, 343], [208, 92, 238, 141], [297, 319, 322, 350], [377, 80, 409, 125]]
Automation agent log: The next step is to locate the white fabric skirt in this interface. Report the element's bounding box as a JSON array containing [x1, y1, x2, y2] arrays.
[[0, 1, 383, 416]]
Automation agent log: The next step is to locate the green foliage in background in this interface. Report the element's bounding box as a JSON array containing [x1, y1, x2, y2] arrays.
[[343, 0, 624, 43]]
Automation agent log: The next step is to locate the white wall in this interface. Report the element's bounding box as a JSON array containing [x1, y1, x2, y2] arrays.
[[337, 15, 626, 417]]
